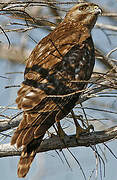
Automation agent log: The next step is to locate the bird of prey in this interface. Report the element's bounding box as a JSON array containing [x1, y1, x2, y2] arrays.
[[11, 2, 102, 178]]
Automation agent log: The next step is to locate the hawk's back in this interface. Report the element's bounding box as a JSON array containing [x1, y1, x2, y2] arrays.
[[11, 2, 101, 178]]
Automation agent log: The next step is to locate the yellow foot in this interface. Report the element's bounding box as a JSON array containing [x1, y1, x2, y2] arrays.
[[76, 124, 94, 139]]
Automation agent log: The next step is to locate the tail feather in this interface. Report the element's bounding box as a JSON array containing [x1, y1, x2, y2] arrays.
[[17, 135, 44, 178], [11, 111, 45, 178], [18, 149, 36, 178]]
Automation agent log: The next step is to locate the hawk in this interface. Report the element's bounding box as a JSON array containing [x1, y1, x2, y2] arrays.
[[11, 2, 102, 178]]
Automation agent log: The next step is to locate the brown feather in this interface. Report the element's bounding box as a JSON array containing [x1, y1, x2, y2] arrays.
[[17, 147, 36, 177], [11, 2, 102, 178]]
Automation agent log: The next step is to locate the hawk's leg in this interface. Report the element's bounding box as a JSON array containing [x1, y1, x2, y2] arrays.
[[71, 110, 94, 138], [56, 121, 67, 140]]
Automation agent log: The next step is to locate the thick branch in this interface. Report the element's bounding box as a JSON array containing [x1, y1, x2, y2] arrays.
[[0, 126, 117, 158]]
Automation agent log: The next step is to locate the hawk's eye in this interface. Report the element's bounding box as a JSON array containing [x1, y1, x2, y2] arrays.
[[79, 5, 88, 11]]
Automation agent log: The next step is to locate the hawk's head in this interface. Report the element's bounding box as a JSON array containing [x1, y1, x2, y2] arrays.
[[65, 2, 102, 30]]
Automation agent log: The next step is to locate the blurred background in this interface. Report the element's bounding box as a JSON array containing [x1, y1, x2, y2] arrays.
[[0, 0, 117, 179]]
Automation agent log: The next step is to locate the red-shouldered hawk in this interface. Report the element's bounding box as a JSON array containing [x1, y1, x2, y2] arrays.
[[11, 2, 102, 178]]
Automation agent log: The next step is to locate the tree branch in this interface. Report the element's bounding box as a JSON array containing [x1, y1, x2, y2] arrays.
[[0, 126, 117, 158], [0, 114, 22, 132]]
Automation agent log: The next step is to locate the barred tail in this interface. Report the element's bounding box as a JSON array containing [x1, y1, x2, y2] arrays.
[[17, 135, 44, 178]]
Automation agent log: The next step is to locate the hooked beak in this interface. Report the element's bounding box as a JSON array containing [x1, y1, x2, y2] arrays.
[[94, 6, 102, 15]]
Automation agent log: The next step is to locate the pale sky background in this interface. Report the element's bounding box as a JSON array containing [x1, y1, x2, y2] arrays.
[[0, 0, 117, 180]]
